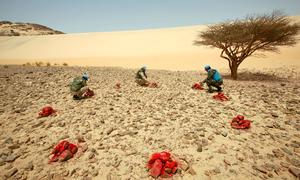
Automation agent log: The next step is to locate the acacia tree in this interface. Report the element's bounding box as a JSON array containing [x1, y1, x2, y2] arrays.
[[194, 11, 300, 80]]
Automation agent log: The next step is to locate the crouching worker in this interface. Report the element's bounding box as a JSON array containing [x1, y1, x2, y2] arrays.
[[70, 73, 90, 100], [135, 66, 149, 86], [201, 65, 223, 93]]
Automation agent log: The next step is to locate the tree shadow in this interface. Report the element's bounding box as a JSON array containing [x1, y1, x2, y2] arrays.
[[222, 71, 287, 82]]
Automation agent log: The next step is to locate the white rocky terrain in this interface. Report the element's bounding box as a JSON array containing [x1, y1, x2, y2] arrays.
[[0, 65, 299, 179]]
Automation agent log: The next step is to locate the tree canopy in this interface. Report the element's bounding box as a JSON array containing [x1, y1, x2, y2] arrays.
[[194, 11, 300, 80]]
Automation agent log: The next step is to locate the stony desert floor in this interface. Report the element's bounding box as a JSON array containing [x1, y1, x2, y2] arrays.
[[0, 65, 299, 180]]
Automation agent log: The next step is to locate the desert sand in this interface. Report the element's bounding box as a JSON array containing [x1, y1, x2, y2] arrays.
[[0, 65, 299, 179], [0, 16, 300, 70]]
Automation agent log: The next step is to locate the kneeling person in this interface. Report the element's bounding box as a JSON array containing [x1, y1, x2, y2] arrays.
[[70, 73, 89, 100], [201, 65, 223, 93], [135, 66, 149, 86]]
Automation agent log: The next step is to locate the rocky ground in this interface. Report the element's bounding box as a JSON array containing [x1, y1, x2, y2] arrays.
[[0, 65, 299, 180], [0, 21, 64, 36]]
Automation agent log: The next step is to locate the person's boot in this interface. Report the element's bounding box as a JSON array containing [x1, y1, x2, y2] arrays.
[[207, 87, 214, 93], [217, 86, 223, 92], [73, 95, 81, 100]]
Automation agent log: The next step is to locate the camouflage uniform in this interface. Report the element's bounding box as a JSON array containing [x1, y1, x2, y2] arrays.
[[70, 77, 89, 98], [202, 69, 223, 92], [135, 68, 148, 86]]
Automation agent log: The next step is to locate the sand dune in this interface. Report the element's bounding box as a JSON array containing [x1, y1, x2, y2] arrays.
[[0, 16, 300, 70]]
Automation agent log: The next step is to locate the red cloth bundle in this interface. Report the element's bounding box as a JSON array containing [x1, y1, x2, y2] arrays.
[[49, 140, 78, 163], [231, 115, 251, 129], [147, 151, 178, 178], [82, 88, 94, 98], [38, 106, 56, 117], [192, 83, 204, 90], [213, 92, 229, 101], [148, 82, 158, 88]]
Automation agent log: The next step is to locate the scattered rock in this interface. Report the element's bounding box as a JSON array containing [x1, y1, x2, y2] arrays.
[[197, 144, 202, 152], [8, 144, 20, 150], [281, 147, 293, 156], [272, 149, 284, 158], [76, 135, 85, 143], [106, 128, 114, 135], [188, 166, 196, 175], [221, 131, 228, 137], [217, 148, 227, 154], [5, 154, 20, 162], [289, 166, 300, 177], [24, 161, 34, 171], [252, 165, 268, 174], [5, 167, 18, 177]]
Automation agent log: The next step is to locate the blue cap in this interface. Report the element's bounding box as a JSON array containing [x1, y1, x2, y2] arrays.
[[82, 73, 89, 80], [204, 65, 211, 71]]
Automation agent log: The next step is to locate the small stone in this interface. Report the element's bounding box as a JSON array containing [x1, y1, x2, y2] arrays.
[[5, 137, 13, 144], [201, 139, 209, 146], [199, 131, 205, 137], [236, 154, 244, 162], [217, 148, 227, 154], [197, 144, 202, 152], [8, 144, 20, 150], [280, 162, 290, 168], [61, 170, 69, 176], [224, 159, 232, 166], [281, 147, 293, 156], [107, 128, 114, 135], [188, 166, 196, 175], [5, 167, 18, 177], [76, 135, 85, 143], [88, 153, 95, 159], [271, 112, 279, 118], [290, 158, 300, 168], [24, 161, 34, 171], [81, 143, 88, 152], [208, 134, 214, 141], [213, 168, 221, 174], [91, 169, 98, 177], [289, 166, 300, 177], [252, 165, 268, 174], [180, 159, 189, 171], [221, 131, 228, 137], [272, 149, 284, 158], [5, 154, 20, 162]]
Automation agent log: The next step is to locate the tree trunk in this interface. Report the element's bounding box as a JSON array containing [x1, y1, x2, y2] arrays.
[[230, 61, 238, 80]]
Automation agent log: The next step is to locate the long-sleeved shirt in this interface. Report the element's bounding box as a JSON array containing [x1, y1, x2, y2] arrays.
[[136, 68, 147, 80]]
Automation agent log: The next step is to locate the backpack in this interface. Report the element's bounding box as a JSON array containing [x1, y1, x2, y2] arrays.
[[70, 77, 85, 92]]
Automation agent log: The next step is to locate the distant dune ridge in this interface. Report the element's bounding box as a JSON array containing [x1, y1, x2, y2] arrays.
[[0, 16, 299, 70], [0, 21, 64, 36]]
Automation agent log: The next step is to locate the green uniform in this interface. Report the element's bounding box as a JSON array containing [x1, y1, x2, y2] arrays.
[[70, 77, 88, 98]]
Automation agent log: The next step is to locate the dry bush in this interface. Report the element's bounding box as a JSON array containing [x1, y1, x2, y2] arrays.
[[46, 62, 51, 66], [35, 61, 44, 67], [62, 62, 68, 66], [3, 65, 8, 68]]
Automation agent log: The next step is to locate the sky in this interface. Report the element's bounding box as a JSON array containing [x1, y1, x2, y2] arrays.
[[0, 0, 300, 33]]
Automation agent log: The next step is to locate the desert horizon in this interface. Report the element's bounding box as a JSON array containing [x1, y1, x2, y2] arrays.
[[1, 16, 300, 71]]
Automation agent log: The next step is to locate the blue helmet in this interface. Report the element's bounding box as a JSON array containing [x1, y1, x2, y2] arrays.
[[82, 73, 89, 80], [204, 65, 211, 71]]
